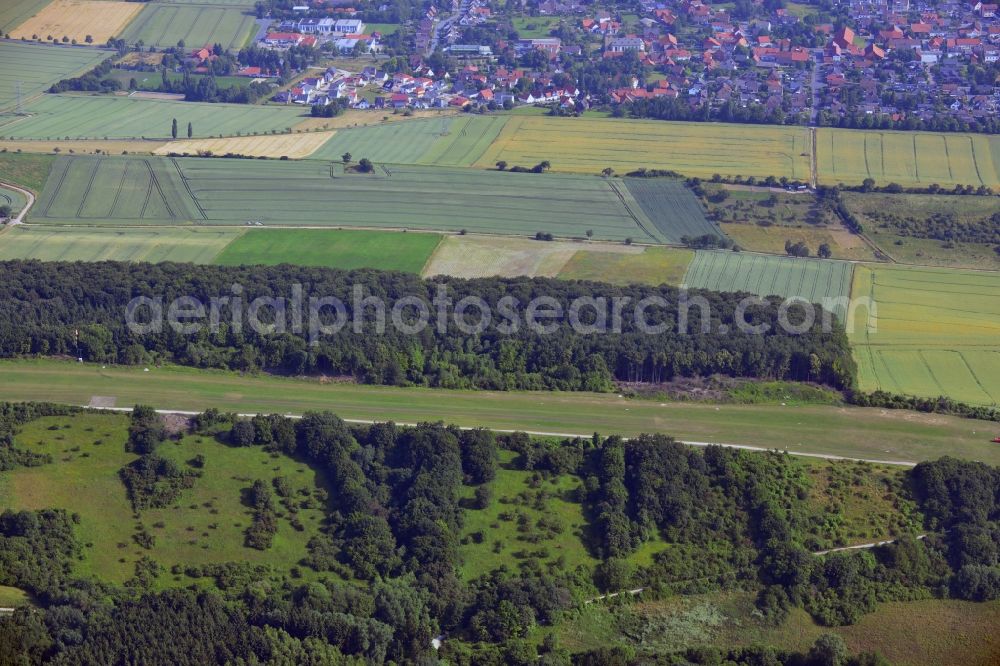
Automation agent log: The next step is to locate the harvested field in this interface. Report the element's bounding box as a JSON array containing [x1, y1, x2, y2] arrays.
[[474, 116, 813, 181], [0, 225, 240, 262], [119, 3, 257, 49], [683, 250, 854, 322], [10, 0, 144, 44], [558, 246, 694, 286], [0, 41, 109, 112], [817, 128, 1000, 189], [850, 264, 1000, 405], [156, 131, 336, 159], [423, 235, 598, 278], [1, 94, 306, 139]]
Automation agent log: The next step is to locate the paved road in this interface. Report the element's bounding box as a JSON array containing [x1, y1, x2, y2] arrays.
[[87, 405, 918, 467], [0, 180, 34, 225], [252, 18, 272, 44]]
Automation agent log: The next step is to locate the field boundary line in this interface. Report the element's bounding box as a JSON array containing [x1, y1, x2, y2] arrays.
[[958, 351, 998, 405], [608, 180, 659, 244], [83, 405, 919, 467], [170, 157, 208, 219], [108, 159, 131, 218], [74, 157, 101, 219]]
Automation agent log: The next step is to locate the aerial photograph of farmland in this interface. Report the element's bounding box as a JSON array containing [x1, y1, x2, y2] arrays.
[[0, 0, 999, 663]]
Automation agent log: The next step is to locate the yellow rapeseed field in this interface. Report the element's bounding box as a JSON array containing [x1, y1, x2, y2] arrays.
[[155, 131, 336, 159], [11, 0, 144, 44]]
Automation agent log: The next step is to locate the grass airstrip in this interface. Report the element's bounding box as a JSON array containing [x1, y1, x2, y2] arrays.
[[2, 359, 999, 465]]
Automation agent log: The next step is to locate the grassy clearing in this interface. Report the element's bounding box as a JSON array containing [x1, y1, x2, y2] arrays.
[[817, 128, 1000, 189], [512, 16, 562, 38], [458, 450, 598, 580], [683, 250, 855, 322], [155, 131, 336, 159], [850, 264, 1000, 405], [476, 116, 814, 181], [0, 42, 109, 112], [558, 246, 694, 286], [215, 228, 442, 273], [0, 185, 28, 212], [0, 151, 55, 193], [10, 0, 143, 44], [842, 191, 1000, 269], [1, 94, 306, 140], [0, 412, 328, 587], [0, 225, 241, 262], [720, 223, 876, 261], [119, 3, 257, 49], [3, 359, 1000, 464]]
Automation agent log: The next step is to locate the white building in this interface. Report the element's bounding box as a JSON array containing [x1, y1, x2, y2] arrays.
[[334, 19, 366, 34]]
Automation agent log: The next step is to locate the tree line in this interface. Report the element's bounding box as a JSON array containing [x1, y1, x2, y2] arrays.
[[0, 260, 857, 391]]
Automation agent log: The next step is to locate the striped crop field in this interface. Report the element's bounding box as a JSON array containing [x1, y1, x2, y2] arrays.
[[473, 116, 814, 181], [310, 115, 508, 166], [118, 3, 258, 50], [0, 42, 109, 112], [817, 128, 1000, 189], [32, 155, 716, 242], [622, 178, 723, 243], [849, 264, 1000, 405], [10, 0, 143, 44], [0, 94, 306, 140], [0, 225, 241, 262], [683, 250, 855, 322]]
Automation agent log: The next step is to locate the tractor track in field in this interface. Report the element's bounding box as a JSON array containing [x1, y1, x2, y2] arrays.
[[74, 158, 101, 218]]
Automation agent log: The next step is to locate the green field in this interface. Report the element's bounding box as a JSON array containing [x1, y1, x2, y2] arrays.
[[0, 185, 27, 213], [119, 3, 258, 49], [311, 115, 508, 167], [215, 228, 442, 272], [0, 225, 241, 262], [683, 251, 855, 322], [0, 42, 110, 112], [476, 116, 814, 181], [0, 94, 306, 140], [817, 128, 1000, 189], [35, 155, 202, 222], [512, 16, 561, 38], [0, 412, 329, 586], [850, 264, 1000, 405], [558, 246, 694, 286], [34, 155, 707, 241], [622, 178, 723, 243], [2, 359, 1000, 464], [0, 0, 51, 33], [0, 152, 55, 194]]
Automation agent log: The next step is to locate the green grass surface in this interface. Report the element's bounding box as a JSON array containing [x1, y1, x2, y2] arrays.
[[621, 178, 721, 243], [2, 359, 1000, 464], [1, 94, 306, 140], [0, 225, 241, 262], [458, 450, 598, 580], [215, 228, 442, 272], [0, 41, 109, 112], [0, 585, 33, 608], [119, 4, 258, 49], [683, 250, 855, 322], [0, 185, 27, 212], [512, 16, 561, 38], [364, 22, 401, 35], [0, 0, 51, 33], [0, 412, 329, 586], [558, 246, 694, 286], [0, 151, 54, 193], [35, 155, 670, 241], [850, 264, 1000, 405]]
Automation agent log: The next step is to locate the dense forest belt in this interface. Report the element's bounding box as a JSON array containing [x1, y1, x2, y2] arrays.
[[2, 404, 999, 664], [0, 261, 855, 391]]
